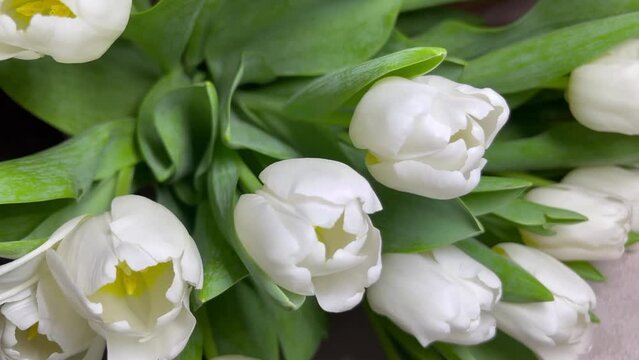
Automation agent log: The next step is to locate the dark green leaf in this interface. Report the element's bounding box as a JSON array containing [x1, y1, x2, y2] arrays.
[[271, 298, 327, 360], [374, 187, 483, 253], [176, 315, 203, 360], [461, 177, 531, 216], [565, 261, 605, 282], [460, 11, 639, 93], [0, 41, 159, 134], [400, 0, 464, 12], [435, 331, 537, 360], [456, 239, 554, 302], [0, 200, 68, 242]]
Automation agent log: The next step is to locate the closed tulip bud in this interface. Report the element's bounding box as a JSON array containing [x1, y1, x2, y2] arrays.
[[45, 195, 204, 360], [0, 0, 131, 63], [567, 39, 639, 135], [234, 158, 382, 313], [493, 243, 596, 360], [349, 75, 509, 200], [367, 246, 501, 347], [562, 166, 639, 232], [521, 184, 630, 261], [0, 218, 103, 360]]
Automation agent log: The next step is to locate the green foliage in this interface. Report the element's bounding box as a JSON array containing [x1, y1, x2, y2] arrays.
[[565, 261, 606, 282], [462, 176, 531, 216]]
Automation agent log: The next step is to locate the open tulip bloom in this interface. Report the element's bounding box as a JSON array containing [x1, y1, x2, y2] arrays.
[[2, 1, 639, 359]]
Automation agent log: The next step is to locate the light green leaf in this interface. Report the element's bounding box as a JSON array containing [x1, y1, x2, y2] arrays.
[[462, 177, 531, 216], [124, 0, 204, 70], [373, 186, 483, 253], [205, 0, 401, 82], [225, 113, 300, 160], [460, 11, 639, 93], [0, 120, 137, 204], [193, 204, 247, 305], [565, 261, 606, 282], [627, 232, 639, 247], [456, 239, 554, 303], [0, 238, 47, 259], [493, 198, 587, 227], [284, 47, 446, 121], [486, 123, 639, 172], [0, 41, 159, 135], [412, 0, 639, 59], [401, 0, 464, 11]]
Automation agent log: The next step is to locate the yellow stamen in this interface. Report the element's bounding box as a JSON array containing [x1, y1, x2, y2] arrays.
[[26, 323, 39, 341], [3, 0, 75, 29], [96, 261, 172, 298]]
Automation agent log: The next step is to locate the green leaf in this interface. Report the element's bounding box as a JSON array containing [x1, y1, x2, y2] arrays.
[[460, 11, 639, 93], [565, 261, 606, 282], [0, 201, 68, 242], [486, 123, 639, 172], [412, 0, 639, 59], [493, 198, 587, 227], [461, 177, 531, 216], [271, 298, 327, 360], [226, 112, 300, 160], [0, 238, 47, 259], [435, 331, 537, 360], [627, 232, 639, 247], [124, 0, 205, 70], [400, 0, 463, 12], [193, 204, 247, 305], [176, 316, 203, 360], [0, 41, 159, 135], [456, 239, 554, 303], [0, 120, 137, 204], [379, 315, 443, 360], [373, 187, 483, 253], [284, 47, 446, 120], [205, 0, 401, 82], [208, 282, 279, 360], [590, 311, 601, 324]]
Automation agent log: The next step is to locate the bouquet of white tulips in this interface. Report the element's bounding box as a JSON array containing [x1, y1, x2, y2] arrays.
[[1, 0, 639, 359]]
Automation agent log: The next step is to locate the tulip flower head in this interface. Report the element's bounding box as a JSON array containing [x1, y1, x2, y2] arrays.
[[493, 243, 596, 360], [349, 75, 509, 200], [0, 0, 131, 62], [234, 158, 383, 313], [367, 246, 501, 347], [45, 195, 203, 360], [567, 39, 639, 135], [521, 184, 630, 261]]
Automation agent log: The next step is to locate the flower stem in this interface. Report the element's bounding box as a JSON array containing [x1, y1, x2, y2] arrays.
[[236, 158, 262, 193]]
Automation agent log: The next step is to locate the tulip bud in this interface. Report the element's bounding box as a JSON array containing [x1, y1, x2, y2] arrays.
[[45, 195, 204, 360], [349, 75, 509, 200], [521, 184, 630, 261], [493, 243, 596, 360], [367, 246, 501, 347], [562, 166, 639, 232], [0, 0, 131, 63], [567, 39, 639, 135], [234, 158, 382, 313]]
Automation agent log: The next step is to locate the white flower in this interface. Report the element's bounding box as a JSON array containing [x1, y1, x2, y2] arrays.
[[562, 166, 639, 232], [367, 246, 501, 347], [567, 39, 639, 135], [45, 195, 203, 360], [493, 243, 596, 360], [0, 0, 131, 63], [234, 158, 382, 313], [0, 217, 103, 360], [349, 75, 509, 200], [521, 184, 630, 260]]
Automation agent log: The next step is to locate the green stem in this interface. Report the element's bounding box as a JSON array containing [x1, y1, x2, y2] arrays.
[[115, 166, 135, 196], [198, 308, 219, 359], [364, 302, 403, 360], [236, 159, 263, 193]]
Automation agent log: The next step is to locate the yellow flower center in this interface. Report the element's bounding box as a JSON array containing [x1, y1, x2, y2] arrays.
[[2, 0, 76, 30], [25, 323, 39, 341], [95, 261, 172, 298], [315, 214, 356, 258], [15, 322, 63, 358]]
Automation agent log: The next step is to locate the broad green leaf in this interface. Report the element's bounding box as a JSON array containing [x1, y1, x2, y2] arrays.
[[412, 0, 639, 60], [401, 0, 464, 11], [476, 214, 523, 247], [461, 177, 531, 216], [124, 0, 204, 70], [193, 204, 247, 305], [208, 282, 279, 360], [0, 120, 137, 204], [486, 123, 639, 172], [226, 112, 300, 160], [460, 11, 639, 93], [493, 198, 587, 227], [284, 47, 446, 120], [0, 200, 68, 242], [565, 261, 606, 282], [271, 298, 327, 360], [176, 316, 203, 360], [205, 0, 401, 82], [373, 187, 483, 253], [0, 41, 159, 134], [457, 239, 554, 302], [0, 239, 47, 259], [435, 331, 537, 360], [207, 146, 305, 310]]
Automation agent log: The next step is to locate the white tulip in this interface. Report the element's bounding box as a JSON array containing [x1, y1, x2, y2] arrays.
[[349, 75, 509, 200], [521, 184, 630, 261], [367, 246, 501, 347], [45, 195, 203, 360], [562, 166, 639, 232], [0, 217, 103, 360], [493, 243, 596, 360], [0, 0, 131, 63], [234, 158, 382, 313], [567, 39, 639, 135]]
